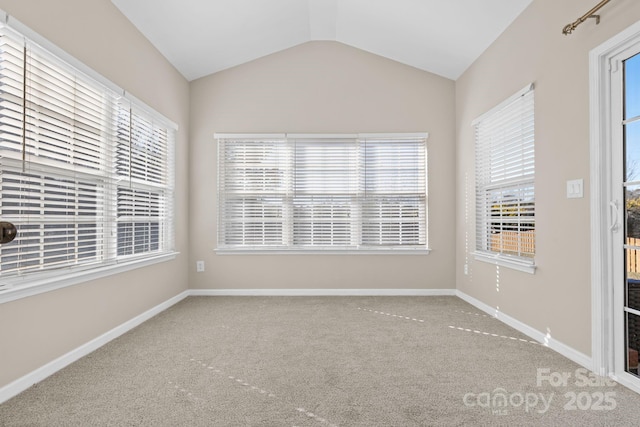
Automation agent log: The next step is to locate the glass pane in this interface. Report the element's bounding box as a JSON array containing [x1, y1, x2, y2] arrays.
[[626, 121, 640, 181], [362, 196, 425, 246], [294, 141, 357, 195], [627, 246, 640, 283], [362, 140, 425, 194], [625, 52, 640, 120], [626, 184, 640, 239], [293, 196, 352, 246], [626, 311, 640, 376], [629, 275, 640, 312]]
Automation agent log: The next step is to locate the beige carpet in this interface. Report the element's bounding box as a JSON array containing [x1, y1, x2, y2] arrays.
[[1, 296, 640, 426]]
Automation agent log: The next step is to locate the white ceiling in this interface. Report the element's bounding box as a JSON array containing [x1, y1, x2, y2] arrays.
[[111, 0, 533, 82]]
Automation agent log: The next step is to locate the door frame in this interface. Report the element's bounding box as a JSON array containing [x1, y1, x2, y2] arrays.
[[590, 19, 640, 394]]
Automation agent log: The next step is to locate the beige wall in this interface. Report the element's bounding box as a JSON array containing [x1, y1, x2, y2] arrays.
[[9, 0, 634, 396], [189, 41, 456, 290], [0, 0, 190, 388], [456, 0, 640, 356]]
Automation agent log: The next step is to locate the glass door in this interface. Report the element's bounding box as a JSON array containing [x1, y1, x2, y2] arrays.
[[623, 52, 640, 377]]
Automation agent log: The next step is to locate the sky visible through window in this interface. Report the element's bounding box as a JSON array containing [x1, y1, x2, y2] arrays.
[[625, 53, 640, 182]]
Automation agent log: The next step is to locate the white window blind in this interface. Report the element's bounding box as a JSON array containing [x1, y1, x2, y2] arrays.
[[292, 136, 358, 247], [361, 136, 427, 247], [474, 84, 535, 264], [0, 23, 175, 287], [116, 104, 174, 256], [217, 136, 289, 247], [217, 133, 428, 252]]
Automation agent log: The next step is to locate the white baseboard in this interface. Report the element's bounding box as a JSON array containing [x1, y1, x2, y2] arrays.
[[456, 290, 592, 370], [610, 371, 640, 395], [0, 290, 190, 405], [189, 288, 457, 297]]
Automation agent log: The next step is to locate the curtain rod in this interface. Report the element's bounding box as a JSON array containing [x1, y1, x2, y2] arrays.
[[563, 0, 612, 35]]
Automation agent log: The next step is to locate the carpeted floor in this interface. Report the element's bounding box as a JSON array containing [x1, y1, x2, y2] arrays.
[[2, 296, 640, 426]]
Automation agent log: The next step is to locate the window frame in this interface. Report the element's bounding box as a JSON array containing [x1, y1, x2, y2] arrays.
[[0, 14, 178, 304], [215, 132, 430, 255], [473, 84, 536, 274]]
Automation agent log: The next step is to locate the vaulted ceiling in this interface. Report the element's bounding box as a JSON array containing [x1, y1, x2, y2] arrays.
[[111, 0, 533, 82]]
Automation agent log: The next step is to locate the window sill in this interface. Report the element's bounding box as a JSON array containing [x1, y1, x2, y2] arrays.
[[0, 252, 179, 305], [473, 252, 536, 274], [215, 248, 431, 255]]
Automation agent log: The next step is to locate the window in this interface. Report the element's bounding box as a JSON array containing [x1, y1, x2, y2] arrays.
[[216, 133, 428, 252], [474, 84, 535, 272], [115, 105, 174, 257], [0, 23, 176, 292]]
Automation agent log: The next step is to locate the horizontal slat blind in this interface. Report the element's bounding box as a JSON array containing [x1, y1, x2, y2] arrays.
[[0, 22, 175, 286], [218, 137, 289, 247], [293, 137, 358, 247], [362, 136, 427, 247], [0, 24, 117, 278], [25, 42, 115, 173], [116, 104, 174, 257], [475, 86, 535, 259], [217, 133, 428, 250], [0, 162, 109, 274], [0, 27, 25, 157]]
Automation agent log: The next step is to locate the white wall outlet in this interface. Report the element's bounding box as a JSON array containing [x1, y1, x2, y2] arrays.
[[464, 264, 469, 275], [196, 260, 205, 272]]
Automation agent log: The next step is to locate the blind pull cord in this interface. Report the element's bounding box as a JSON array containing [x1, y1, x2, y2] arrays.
[[21, 43, 27, 172], [129, 107, 133, 189]]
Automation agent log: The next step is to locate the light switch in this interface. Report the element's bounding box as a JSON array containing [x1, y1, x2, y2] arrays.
[[567, 179, 584, 199]]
